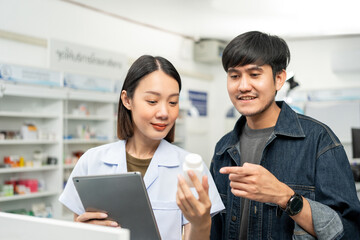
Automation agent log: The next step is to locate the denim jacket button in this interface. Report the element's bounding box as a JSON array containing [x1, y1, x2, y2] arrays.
[[231, 215, 237, 221]]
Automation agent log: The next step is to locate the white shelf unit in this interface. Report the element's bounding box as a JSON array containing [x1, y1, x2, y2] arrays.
[[63, 89, 118, 142], [62, 89, 118, 218], [63, 90, 118, 166], [0, 81, 188, 219], [0, 82, 65, 218]]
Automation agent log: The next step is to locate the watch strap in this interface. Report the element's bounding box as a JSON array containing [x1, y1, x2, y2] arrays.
[[283, 192, 303, 216]]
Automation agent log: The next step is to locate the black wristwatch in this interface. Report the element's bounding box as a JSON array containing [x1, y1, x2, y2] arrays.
[[283, 192, 303, 216]]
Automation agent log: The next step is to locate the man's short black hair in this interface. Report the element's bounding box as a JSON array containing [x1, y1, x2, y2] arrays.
[[222, 31, 290, 79]]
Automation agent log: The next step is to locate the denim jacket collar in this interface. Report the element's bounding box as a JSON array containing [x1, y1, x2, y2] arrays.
[[274, 101, 306, 138], [217, 101, 305, 156]]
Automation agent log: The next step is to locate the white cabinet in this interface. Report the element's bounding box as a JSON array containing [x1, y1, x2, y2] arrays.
[[62, 89, 118, 219], [0, 81, 188, 219], [63, 89, 118, 166], [0, 82, 118, 219], [0, 82, 65, 218]]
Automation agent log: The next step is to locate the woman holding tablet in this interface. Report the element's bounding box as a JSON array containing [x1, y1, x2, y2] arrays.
[[59, 55, 224, 239]]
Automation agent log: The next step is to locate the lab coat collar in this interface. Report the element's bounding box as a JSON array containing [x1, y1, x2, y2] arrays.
[[144, 139, 180, 189], [101, 139, 180, 188], [152, 139, 180, 167], [101, 140, 128, 172]]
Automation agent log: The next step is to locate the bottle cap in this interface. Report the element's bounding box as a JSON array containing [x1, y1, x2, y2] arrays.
[[185, 153, 202, 168]]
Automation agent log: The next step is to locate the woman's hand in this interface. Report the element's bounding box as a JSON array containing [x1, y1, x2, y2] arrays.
[[176, 170, 212, 239], [74, 212, 119, 227]]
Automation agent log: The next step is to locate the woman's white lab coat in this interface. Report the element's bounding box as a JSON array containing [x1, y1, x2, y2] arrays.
[[59, 139, 224, 240]]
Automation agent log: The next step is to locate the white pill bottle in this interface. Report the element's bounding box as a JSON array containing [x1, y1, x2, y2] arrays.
[[183, 153, 204, 187]]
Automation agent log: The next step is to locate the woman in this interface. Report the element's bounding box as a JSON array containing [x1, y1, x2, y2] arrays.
[[59, 55, 224, 239]]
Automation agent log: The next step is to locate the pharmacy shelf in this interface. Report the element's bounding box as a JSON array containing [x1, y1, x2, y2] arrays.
[[0, 140, 59, 145], [0, 82, 187, 220], [67, 90, 118, 103], [64, 114, 110, 121], [0, 111, 59, 119], [0, 82, 63, 218], [0, 166, 59, 174], [0, 191, 59, 202], [1, 82, 67, 99], [63, 139, 111, 144], [61, 89, 118, 219], [63, 164, 76, 169]]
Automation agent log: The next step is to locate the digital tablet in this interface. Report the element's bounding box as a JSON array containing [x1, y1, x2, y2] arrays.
[[73, 172, 161, 240]]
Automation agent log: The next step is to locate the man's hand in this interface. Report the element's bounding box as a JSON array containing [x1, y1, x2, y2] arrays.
[[220, 163, 293, 207]]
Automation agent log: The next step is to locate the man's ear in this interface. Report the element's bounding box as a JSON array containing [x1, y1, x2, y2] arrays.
[[275, 70, 286, 91], [121, 90, 132, 110]]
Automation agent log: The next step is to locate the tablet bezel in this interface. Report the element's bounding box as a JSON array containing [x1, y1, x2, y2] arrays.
[[73, 172, 161, 240]]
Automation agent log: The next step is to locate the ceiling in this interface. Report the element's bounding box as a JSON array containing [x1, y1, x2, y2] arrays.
[[68, 0, 360, 41]]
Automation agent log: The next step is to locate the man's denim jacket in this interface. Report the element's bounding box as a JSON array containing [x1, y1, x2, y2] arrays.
[[210, 101, 360, 239]]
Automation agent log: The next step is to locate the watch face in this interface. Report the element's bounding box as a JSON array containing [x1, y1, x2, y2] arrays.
[[289, 194, 303, 215]]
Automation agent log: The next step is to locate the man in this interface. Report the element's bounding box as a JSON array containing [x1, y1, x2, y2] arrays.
[[210, 31, 360, 239]]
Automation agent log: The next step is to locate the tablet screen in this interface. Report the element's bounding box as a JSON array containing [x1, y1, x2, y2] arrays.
[[73, 172, 161, 240]]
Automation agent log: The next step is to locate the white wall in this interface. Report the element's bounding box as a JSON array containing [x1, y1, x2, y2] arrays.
[[285, 36, 360, 162], [0, 0, 186, 67], [0, 0, 219, 165], [286, 36, 360, 90], [1, 0, 360, 166]]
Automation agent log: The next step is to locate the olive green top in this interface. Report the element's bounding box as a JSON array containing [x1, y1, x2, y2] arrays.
[[126, 152, 152, 178]]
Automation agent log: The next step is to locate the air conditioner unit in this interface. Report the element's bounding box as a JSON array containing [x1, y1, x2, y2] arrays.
[[194, 39, 227, 64], [331, 49, 360, 73]]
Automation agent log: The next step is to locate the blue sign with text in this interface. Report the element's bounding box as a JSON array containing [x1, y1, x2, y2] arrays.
[[188, 90, 207, 116]]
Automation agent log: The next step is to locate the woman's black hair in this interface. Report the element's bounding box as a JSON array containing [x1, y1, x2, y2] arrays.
[[117, 55, 181, 142]]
